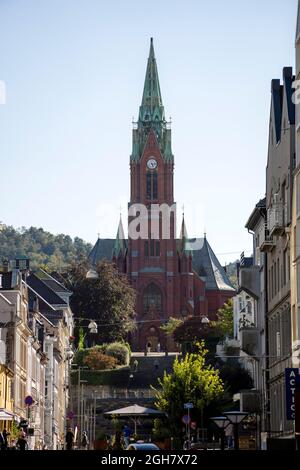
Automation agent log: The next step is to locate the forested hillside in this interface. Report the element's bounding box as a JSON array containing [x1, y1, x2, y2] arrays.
[[0, 224, 92, 270]]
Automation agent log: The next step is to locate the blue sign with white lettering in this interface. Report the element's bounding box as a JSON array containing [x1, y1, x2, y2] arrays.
[[285, 368, 300, 420]]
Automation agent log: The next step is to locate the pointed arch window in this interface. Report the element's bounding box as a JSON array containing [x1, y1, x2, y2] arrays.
[[145, 240, 160, 257], [146, 171, 158, 200], [143, 283, 162, 312]]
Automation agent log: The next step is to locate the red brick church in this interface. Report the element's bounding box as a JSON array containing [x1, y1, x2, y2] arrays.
[[89, 39, 235, 350]]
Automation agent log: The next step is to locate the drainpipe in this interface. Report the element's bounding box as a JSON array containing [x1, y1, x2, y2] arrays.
[[263, 251, 271, 440]]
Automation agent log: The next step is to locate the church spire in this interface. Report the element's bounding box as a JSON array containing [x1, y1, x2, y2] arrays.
[[131, 38, 173, 162], [179, 213, 192, 256], [113, 215, 126, 257], [139, 37, 165, 123]]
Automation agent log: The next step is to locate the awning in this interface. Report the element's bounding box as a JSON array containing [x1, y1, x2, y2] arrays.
[[0, 409, 14, 421], [104, 404, 165, 417]]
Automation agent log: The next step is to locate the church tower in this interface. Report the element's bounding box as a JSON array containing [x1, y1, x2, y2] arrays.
[[88, 39, 235, 351], [127, 38, 182, 350]]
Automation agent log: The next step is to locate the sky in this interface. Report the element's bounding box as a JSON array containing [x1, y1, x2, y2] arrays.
[[0, 0, 298, 265]]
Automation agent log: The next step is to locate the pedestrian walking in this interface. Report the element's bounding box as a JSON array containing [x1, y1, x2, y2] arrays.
[[147, 341, 152, 354], [65, 427, 74, 450], [133, 359, 138, 371], [2, 429, 10, 450], [0, 430, 4, 450], [81, 431, 89, 450], [17, 430, 27, 451]]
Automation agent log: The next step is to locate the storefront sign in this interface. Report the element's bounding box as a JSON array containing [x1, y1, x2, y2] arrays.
[[285, 368, 300, 420]]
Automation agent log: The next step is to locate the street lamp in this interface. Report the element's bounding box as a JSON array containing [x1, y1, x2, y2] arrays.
[[223, 411, 248, 451], [210, 416, 229, 451], [86, 268, 99, 279]]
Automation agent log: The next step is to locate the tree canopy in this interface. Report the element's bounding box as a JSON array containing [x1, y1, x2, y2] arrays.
[[0, 224, 92, 269], [57, 260, 136, 344], [211, 299, 234, 338], [154, 341, 224, 436]]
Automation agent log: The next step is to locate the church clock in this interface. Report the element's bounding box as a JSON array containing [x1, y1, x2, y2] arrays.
[[147, 158, 158, 170]]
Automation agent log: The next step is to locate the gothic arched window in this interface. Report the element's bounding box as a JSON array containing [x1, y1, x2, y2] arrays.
[[146, 171, 158, 200], [143, 283, 162, 312]]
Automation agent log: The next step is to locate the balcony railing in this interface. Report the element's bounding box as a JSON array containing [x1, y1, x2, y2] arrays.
[[239, 266, 260, 299], [268, 204, 286, 236], [240, 327, 260, 356], [259, 225, 275, 252]]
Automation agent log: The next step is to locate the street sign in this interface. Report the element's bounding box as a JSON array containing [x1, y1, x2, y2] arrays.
[[182, 414, 191, 425], [184, 403, 194, 409], [25, 395, 33, 406]]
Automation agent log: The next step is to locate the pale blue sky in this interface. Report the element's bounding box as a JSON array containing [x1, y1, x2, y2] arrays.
[[0, 0, 298, 264]]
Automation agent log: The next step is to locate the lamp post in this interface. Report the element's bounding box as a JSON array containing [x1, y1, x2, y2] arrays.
[[223, 411, 248, 451], [210, 416, 229, 451]]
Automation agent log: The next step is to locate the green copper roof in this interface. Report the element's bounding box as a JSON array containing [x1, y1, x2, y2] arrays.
[[113, 216, 127, 257], [139, 38, 164, 122], [179, 215, 192, 257], [131, 38, 173, 163]]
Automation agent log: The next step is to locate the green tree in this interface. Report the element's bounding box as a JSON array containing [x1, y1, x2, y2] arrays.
[[59, 260, 136, 344], [212, 299, 234, 338], [160, 317, 183, 336], [154, 341, 224, 436]]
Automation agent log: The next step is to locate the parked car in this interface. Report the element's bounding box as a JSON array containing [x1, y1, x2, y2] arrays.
[[126, 443, 160, 451]]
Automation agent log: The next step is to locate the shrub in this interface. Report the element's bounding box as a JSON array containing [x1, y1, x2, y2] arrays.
[[83, 350, 118, 370], [105, 342, 130, 365], [73, 348, 89, 367]]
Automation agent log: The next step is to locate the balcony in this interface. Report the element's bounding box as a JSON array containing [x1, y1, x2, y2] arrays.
[[268, 204, 285, 237], [234, 389, 261, 413], [240, 327, 260, 356], [239, 266, 260, 299], [259, 227, 275, 252]]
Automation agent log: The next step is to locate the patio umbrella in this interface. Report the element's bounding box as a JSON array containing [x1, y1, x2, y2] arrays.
[[104, 404, 166, 435]]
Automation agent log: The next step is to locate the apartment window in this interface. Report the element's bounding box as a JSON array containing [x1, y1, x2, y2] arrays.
[[276, 331, 281, 358], [277, 258, 280, 293], [283, 250, 287, 286], [271, 266, 274, 298], [31, 354, 36, 381]]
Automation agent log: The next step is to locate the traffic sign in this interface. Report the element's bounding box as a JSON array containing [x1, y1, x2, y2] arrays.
[[182, 414, 191, 425], [184, 403, 194, 409], [25, 395, 33, 406]]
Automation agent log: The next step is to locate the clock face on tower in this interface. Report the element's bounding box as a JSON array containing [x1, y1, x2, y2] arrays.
[[147, 158, 158, 170]]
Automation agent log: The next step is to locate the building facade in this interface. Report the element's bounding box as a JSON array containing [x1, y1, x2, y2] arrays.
[[291, 0, 300, 387], [263, 68, 295, 438], [0, 262, 74, 449]]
